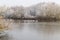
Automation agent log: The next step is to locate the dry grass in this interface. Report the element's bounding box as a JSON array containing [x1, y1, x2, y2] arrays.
[[0, 16, 8, 31]]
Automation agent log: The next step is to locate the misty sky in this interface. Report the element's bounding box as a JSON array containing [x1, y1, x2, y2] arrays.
[[0, 0, 60, 7]]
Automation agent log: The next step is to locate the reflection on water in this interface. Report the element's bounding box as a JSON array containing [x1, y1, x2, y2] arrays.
[[0, 20, 60, 40]]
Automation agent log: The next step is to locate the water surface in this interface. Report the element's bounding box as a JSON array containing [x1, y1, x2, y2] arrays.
[[0, 20, 60, 40]]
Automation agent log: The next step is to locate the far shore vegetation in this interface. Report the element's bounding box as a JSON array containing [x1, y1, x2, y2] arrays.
[[0, 2, 60, 22]]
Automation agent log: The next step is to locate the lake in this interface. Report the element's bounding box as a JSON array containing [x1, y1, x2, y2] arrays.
[[0, 20, 60, 40]]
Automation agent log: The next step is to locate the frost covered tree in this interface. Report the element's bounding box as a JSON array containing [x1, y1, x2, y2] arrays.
[[36, 2, 60, 19]]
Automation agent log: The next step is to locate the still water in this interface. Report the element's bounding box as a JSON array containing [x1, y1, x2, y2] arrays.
[[0, 20, 60, 40]]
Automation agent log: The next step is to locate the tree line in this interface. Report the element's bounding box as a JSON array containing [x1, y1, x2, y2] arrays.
[[0, 2, 60, 21]]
